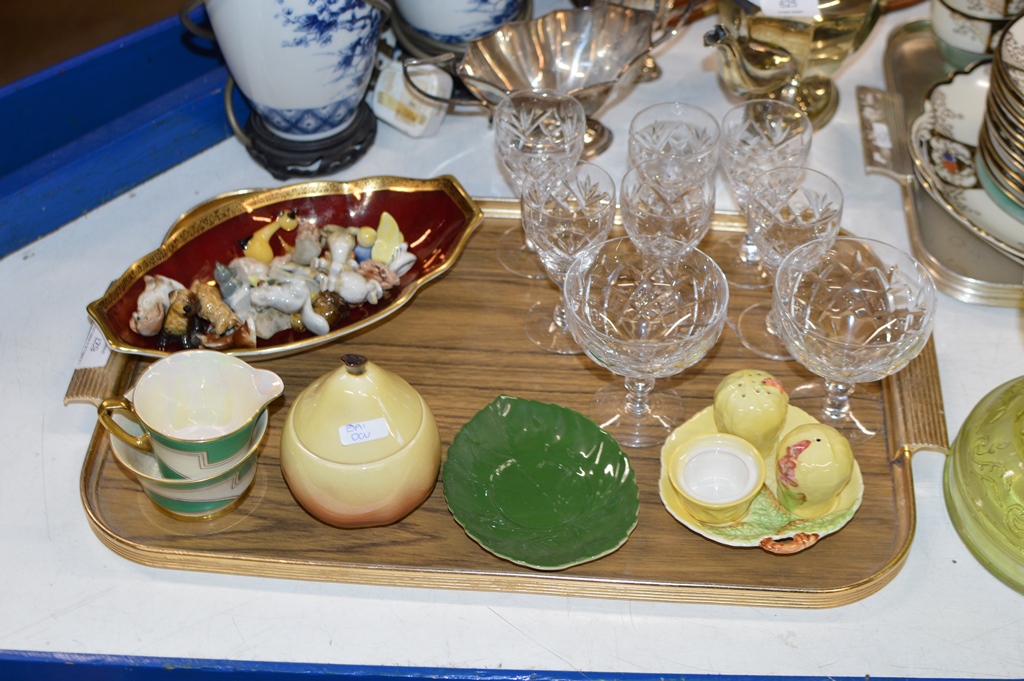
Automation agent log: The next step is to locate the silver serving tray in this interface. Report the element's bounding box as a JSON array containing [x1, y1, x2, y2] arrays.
[[858, 19, 1024, 307]]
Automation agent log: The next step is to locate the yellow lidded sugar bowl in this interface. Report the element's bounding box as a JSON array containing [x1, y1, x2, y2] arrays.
[[280, 353, 441, 528]]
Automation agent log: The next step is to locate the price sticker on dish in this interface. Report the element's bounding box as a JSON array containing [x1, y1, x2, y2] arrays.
[[339, 418, 390, 445], [77, 322, 111, 369]]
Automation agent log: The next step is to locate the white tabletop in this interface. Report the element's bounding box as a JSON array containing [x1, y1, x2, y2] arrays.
[[3, 1, 1023, 677]]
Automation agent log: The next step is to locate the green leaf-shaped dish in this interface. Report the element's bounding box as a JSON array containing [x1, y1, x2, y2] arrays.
[[659, 405, 863, 552], [443, 395, 640, 571]]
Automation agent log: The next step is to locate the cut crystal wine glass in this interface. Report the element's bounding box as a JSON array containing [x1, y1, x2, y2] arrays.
[[735, 166, 843, 360], [707, 99, 813, 290], [627, 101, 720, 178], [493, 89, 587, 279], [620, 157, 716, 252], [521, 161, 617, 354], [563, 236, 729, 448]]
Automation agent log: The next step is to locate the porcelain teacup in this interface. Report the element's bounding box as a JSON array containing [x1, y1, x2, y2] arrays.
[[107, 410, 266, 520], [97, 350, 283, 480], [931, 0, 1014, 70], [668, 433, 766, 525]]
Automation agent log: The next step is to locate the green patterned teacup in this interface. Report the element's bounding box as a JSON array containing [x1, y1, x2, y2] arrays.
[[108, 410, 266, 520]]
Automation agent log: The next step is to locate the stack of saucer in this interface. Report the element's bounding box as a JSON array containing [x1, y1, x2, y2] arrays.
[[979, 14, 1024, 221]]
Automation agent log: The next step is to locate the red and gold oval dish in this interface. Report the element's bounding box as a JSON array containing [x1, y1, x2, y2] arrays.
[[87, 175, 483, 360]]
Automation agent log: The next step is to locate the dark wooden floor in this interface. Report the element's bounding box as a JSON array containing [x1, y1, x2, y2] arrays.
[[0, 0, 185, 87]]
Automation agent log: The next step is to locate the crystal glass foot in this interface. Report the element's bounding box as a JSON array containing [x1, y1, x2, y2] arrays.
[[564, 236, 729, 448], [496, 227, 547, 279], [493, 89, 588, 278], [736, 302, 789, 360], [735, 166, 844, 359], [520, 161, 617, 353], [703, 231, 772, 290], [524, 294, 581, 354], [786, 379, 884, 442], [717, 99, 813, 290], [772, 237, 937, 444]]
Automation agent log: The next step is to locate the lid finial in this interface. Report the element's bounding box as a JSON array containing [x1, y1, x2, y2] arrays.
[[341, 354, 368, 375]]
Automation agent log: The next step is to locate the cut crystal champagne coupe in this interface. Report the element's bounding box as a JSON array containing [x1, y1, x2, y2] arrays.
[[563, 236, 729, 448], [520, 161, 617, 354], [493, 89, 588, 279], [735, 166, 843, 360], [708, 99, 813, 290], [772, 237, 937, 443]]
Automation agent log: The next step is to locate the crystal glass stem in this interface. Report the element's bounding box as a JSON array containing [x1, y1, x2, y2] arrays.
[[738, 231, 760, 264], [822, 380, 856, 422], [552, 300, 570, 332], [624, 377, 655, 417]]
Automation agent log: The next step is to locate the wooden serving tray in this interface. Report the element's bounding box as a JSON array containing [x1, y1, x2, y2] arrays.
[[69, 198, 947, 608]]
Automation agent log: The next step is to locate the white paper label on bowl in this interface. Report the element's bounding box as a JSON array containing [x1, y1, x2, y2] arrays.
[[759, 0, 819, 17], [339, 417, 390, 446], [76, 322, 111, 369]]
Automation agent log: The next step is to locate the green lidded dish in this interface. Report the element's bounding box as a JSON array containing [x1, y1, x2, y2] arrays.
[[442, 395, 640, 571], [946, 375, 1024, 594]]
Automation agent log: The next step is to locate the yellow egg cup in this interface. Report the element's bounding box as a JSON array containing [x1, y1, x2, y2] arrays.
[[667, 433, 766, 526]]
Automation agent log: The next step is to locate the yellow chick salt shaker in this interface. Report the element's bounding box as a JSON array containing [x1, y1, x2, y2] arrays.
[[713, 369, 789, 460], [775, 423, 855, 519]]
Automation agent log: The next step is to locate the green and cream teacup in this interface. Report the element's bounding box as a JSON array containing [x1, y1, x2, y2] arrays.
[[97, 350, 283, 479], [108, 410, 266, 520]]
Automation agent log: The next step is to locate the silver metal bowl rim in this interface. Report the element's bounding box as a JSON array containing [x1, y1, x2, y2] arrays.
[[455, 3, 659, 107]]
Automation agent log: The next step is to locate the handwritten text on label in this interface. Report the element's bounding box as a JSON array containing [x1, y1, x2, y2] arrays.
[[339, 417, 391, 446]]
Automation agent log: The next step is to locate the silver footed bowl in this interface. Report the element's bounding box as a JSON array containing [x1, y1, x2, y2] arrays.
[[457, 3, 658, 156]]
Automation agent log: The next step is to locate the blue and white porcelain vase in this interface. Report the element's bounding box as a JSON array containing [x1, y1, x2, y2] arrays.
[[394, 0, 523, 44], [206, 0, 384, 141]]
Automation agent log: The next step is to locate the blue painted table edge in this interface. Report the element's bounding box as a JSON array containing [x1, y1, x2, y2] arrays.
[[0, 11, 236, 261], [0, 648, 987, 681]]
